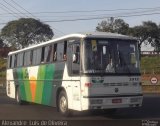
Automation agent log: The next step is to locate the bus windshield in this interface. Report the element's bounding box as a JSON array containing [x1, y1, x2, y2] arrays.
[[83, 38, 140, 75]]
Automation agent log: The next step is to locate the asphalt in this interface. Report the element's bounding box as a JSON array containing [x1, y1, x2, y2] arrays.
[[0, 94, 160, 126]]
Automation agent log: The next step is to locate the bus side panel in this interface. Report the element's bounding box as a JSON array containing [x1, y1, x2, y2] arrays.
[[8, 62, 66, 107], [33, 63, 64, 106], [34, 65, 46, 104], [16, 68, 27, 101], [27, 66, 39, 103], [50, 62, 65, 106], [13, 67, 37, 102], [13, 68, 28, 101], [61, 64, 82, 111], [40, 63, 65, 106], [61, 64, 73, 109], [25, 63, 64, 106], [41, 64, 55, 105]]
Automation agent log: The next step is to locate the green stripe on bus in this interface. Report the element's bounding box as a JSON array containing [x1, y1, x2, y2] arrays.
[[23, 68, 32, 101], [42, 64, 55, 105], [17, 68, 26, 100]]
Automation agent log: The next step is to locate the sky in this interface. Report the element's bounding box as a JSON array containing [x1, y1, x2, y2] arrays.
[[0, 0, 160, 50]]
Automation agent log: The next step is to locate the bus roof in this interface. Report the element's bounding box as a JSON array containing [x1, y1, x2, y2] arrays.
[[8, 32, 136, 55], [82, 32, 136, 39]]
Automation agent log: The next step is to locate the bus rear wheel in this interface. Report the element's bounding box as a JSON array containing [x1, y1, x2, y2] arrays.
[[58, 91, 71, 117]]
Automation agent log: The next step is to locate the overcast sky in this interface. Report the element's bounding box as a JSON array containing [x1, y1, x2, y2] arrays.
[[0, 0, 159, 50]]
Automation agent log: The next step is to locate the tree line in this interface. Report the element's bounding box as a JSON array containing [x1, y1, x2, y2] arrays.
[[0, 17, 160, 51], [96, 17, 160, 51]]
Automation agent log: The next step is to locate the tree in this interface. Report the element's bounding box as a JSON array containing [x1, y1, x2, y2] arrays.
[[96, 17, 129, 35], [129, 21, 160, 51], [96, 18, 160, 51], [0, 39, 7, 47], [1, 18, 54, 49]]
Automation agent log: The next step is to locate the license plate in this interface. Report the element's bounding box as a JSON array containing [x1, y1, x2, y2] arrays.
[[112, 99, 122, 103]]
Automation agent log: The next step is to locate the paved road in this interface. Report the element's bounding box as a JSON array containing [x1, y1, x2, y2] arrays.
[[0, 94, 160, 126]]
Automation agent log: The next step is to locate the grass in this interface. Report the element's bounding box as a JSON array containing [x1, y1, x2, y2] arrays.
[[141, 56, 160, 74], [0, 57, 7, 79]]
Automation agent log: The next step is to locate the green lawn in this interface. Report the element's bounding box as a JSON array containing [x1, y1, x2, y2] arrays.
[[141, 56, 160, 74], [0, 58, 7, 79]]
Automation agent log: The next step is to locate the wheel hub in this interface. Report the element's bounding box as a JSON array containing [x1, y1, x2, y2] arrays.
[[60, 96, 67, 113]]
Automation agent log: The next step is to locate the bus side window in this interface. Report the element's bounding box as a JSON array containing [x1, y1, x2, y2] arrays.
[[21, 53, 24, 66], [57, 42, 64, 61], [36, 48, 41, 64], [53, 43, 57, 62], [14, 54, 17, 67], [41, 47, 45, 63], [63, 41, 67, 61], [30, 50, 33, 65], [24, 51, 31, 66], [71, 43, 80, 75], [45, 45, 53, 63], [24, 52, 27, 66], [17, 53, 20, 67], [11, 55, 15, 68], [33, 49, 37, 65], [9, 55, 12, 68], [72, 45, 80, 64], [18, 53, 24, 67]]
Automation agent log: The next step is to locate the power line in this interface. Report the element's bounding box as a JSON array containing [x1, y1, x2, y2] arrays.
[[23, 6, 160, 14], [42, 12, 160, 23], [19, 7, 160, 19], [0, 11, 160, 25], [0, 6, 160, 16], [0, 6, 159, 20], [0, 9, 160, 25], [51, 27, 65, 35], [10, 0, 37, 18], [3, 0, 28, 18], [0, 6, 160, 36], [0, 2, 20, 18]]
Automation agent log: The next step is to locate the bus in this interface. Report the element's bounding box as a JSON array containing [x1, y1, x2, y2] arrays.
[[6, 32, 143, 116]]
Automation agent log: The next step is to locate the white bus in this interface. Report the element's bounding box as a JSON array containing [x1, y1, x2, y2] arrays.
[[6, 32, 143, 116]]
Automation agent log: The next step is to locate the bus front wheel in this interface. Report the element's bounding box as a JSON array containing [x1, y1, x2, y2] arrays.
[[58, 91, 71, 116]]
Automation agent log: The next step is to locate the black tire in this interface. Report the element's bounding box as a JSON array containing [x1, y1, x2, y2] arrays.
[[58, 91, 71, 117]]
